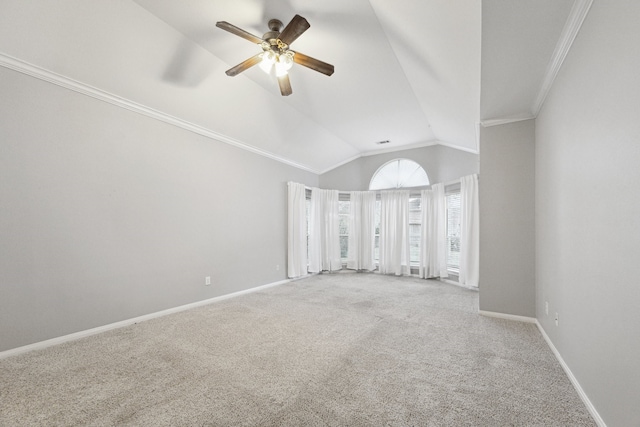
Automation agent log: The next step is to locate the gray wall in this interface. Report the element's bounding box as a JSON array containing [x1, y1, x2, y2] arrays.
[[319, 145, 479, 190], [478, 120, 535, 317], [0, 67, 317, 352], [535, 1, 640, 425]]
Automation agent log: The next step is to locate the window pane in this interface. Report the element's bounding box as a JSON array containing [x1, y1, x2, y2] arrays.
[[409, 224, 421, 236], [446, 193, 461, 272], [370, 159, 429, 190], [409, 197, 421, 265], [409, 209, 421, 224], [339, 215, 349, 235], [339, 200, 350, 260], [374, 235, 380, 261], [340, 236, 349, 260], [306, 199, 311, 261], [409, 226, 421, 264], [409, 197, 421, 210]]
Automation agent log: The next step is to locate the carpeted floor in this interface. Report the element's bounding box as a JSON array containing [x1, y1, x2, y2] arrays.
[[0, 273, 595, 426]]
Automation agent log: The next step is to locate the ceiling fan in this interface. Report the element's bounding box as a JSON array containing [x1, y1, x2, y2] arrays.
[[216, 15, 335, 96]]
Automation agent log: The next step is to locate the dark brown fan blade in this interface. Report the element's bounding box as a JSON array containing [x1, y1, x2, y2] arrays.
[[216, 21, 263, 44], [278, 74, 293, 96], [292, 51, 334, 76], [225, 53, 263, 76], [277, 15, 310, 46]]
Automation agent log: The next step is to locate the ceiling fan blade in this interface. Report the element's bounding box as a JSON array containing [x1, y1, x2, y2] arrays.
[[292, 51, 335, 76], [225, 53, 263, 76], [216, 21, 264, 44], [278, 74, 293, 96], [277, 15, 310, 46]]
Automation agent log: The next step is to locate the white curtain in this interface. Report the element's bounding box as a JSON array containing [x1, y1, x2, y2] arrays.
[[459, 174, 479, 287], [287, 182, 308, 278], [308, 188, 342, 273], [419, 183, 449, 279], [347, 191, 376, 271], [379, 190, 410, 276]]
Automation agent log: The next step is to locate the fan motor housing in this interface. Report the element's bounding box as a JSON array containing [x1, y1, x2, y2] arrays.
[[263, 19, 285, 51]]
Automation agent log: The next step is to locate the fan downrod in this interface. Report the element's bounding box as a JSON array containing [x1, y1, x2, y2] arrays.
[[267, 19, 284, 32]]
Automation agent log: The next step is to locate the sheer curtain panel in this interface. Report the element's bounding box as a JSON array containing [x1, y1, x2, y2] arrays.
[[379, 190, 410, 276], [459, 174, 479, 287], [287, 182, 307, 278], [419, 183, 449, 279], [309, 188, 342, 273], [347, 191, 376, 271]]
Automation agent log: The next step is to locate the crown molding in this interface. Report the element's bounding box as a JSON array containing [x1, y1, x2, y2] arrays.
[[531, 0, 594, 115], [0, 53, 321, 174], [480, 115, 536, 128], [436, 140, 479, 154], [317, 139, 479, 175], [1, 52, 482, 176], [318, 140, 439, 175], [361, 139, 479, 157], [317, 153, 363, 175], [360, 139, 439, 158]]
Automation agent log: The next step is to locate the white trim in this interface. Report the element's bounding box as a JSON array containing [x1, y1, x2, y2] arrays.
[[480, 115, 536, 128], [0, 278, 293, 360], [0, 53, 320, 174], [0, 52, 481, 176], [360, 140, 439, 157], [440, 278, 478, 291], [531, 0, 594, 115], [317, 153, 365, 175], [535, 321, 606, 426], [481, 0, 593, 123], [318, 140, 479, 175], [436, 139, 479, 154], [479, 310, 537, 323], [317, 140, 440, 175]]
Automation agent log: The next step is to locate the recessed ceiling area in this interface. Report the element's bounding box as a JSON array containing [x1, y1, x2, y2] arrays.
[[0, 0, 582, 173]]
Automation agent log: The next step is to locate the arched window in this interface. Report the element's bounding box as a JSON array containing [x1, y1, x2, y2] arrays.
[[369, 159, 429, 190]]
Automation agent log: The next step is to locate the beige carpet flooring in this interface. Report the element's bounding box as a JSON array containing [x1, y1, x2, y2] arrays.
[[0, 273, 595, 426]]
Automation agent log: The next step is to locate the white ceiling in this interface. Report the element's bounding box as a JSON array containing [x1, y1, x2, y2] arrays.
[[0, 0, 584, 173]]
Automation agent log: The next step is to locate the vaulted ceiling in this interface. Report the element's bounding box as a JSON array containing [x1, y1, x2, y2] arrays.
[[0, 0, 587, 173]]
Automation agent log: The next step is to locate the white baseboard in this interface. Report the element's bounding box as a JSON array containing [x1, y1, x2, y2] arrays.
[[441, 278, 479, 291], [0, 278, 292, 360], [479, 310, 605, 425], [535, 321, 606, 427], [478, 310, 537, 323]]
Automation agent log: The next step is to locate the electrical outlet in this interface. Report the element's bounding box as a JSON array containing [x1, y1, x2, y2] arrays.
[[205, 276, 211, 286], [276, 265, 280, 271], [555, 312, 559, 326], [545, 301, 549, 315]]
